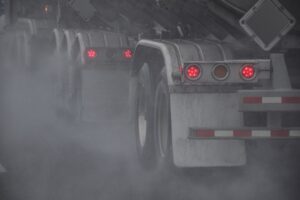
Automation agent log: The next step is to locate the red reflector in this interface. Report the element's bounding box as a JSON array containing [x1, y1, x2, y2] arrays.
[[185, 64, 201, 80], [87, 49, 97, 59], [282, 97, 300, 104], [241, 64, 255, 80], [233, 130, 251, 137], [271, 130, 289, 137], [193, 130, 214, 137], [123, 49, 133, 59], [243, 96, 262, 104]]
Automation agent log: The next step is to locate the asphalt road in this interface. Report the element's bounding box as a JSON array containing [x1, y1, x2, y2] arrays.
[[0, 33, 300, 200]]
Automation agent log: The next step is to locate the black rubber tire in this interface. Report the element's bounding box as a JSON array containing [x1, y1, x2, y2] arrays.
[[132, 64, 157, 169], [153, 71, 174, 170]]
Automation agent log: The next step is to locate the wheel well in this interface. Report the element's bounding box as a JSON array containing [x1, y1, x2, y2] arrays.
[[132, 45, 165, 84]]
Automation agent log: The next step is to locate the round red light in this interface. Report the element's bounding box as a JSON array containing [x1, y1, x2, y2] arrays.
[[241, 64, 255, 80], [87, 49, 97, 59], [185, 65, 201, 80], [123, 49, 133, 59]]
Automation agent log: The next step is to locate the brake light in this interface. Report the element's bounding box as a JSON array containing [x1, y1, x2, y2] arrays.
[[241, 64, 255, 80], [185, 64, 201, 80], [87, 49, 97, 59], [123, 49, 133, 59]]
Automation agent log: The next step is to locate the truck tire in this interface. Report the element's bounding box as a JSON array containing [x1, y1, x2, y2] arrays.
[[153, 70, 174, 170], [153, 71, 246, 176], [133, 64, 157, 169]]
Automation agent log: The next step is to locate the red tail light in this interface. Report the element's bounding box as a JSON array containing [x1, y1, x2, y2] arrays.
[[87, 49, 97, 59], [241, 64, 255, 80], [185, 64, 201, 80], [123, 49, 133, 59]]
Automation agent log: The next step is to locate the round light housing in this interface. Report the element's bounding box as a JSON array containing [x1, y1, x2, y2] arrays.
[[123, 49, 133, 59], [87, 49, 97, 59], [240, 64, 255, 80], [212, 64, 229, 80], [185, 64, 201, 80]]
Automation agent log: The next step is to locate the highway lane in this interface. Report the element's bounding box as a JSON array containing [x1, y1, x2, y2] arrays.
[[0, 34, 300, 200]]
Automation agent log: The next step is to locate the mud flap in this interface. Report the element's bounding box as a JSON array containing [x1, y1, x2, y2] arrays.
[[169, 93, 246, 167], [80, 68, 130, 121]]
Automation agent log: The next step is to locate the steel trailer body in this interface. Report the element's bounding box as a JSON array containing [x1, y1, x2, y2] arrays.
[[131, 39, 300, 167]]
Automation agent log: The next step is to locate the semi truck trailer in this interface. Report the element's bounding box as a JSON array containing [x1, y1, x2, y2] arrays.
[[129, 0, 300, 169], [1, 0, 300, 169]]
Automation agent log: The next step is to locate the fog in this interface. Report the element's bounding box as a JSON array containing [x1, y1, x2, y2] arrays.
[[0, 30, 300, 200]]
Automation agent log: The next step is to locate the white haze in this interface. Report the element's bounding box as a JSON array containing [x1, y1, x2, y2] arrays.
[[0, 30, 299, 200]]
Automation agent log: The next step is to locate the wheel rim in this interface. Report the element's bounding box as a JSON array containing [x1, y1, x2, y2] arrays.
[[138, 84, 147, 148], [157, 90, 169, 157]]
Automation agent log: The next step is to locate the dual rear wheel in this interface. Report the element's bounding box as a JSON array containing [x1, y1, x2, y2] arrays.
[[133, 65, 246, 176], [133, 65, 173, 170]]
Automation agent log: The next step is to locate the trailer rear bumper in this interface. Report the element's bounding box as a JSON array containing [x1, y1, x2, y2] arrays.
[[172, 128, 300, 168], [189, 129, 300, 139], [239, 90, 300, 112]]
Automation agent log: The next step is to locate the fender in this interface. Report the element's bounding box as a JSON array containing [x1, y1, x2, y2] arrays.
[[133, 39, 248, 167], [133, 39, 233, 86], [132, 39, 179, 86], [63, 29, 80, 60], [74, 30, 130, 65], [16, 18, 37, 35], [52, 28, 64, 55], [73, 31, 89, 65], [17, 18, 55, 36]]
